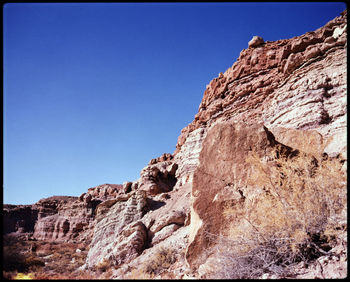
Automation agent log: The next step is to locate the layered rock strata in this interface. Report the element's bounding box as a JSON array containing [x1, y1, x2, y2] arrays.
[[80, 183, 123, 202], [121, 157, 178, 196], [85, 190, 148, 268], [33, 196, 100, 242], [3, 10, 347, 280], [83, 156, 189, 269], [175, 10, 347, 159], [177, 10, 347, 277]]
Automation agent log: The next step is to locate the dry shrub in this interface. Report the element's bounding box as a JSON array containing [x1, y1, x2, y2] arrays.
[[126, 268, 155, 279], [210, 145, 346, 279], [244, 145, 346, 242], [25, 255, 45, 271], [2, 236, 92, 280], [144, 247, 177, 276], [33, 270, 99, 280], [95, 258, 111, 273]]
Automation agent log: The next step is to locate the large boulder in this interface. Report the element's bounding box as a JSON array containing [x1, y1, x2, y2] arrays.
[[137, 161, 178, 196], [248, 35, 264, 48], [186, 122, 279, 269]]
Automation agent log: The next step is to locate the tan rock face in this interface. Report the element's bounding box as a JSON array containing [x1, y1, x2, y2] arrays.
[[248, 36, 264, 48], [174, 127, 207, 187]]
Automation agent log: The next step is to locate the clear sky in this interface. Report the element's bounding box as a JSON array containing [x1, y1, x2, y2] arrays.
[[3, 2, 346, 205]]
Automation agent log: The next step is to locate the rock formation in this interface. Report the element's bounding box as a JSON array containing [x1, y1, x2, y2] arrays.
[[3, 204, 38, 234], [176, 9, 347, 278], [85, 190, 148, 268], [3, 10, 347, 280], [80, 183, 123, 202], [175, 10, 346, 158], [33, 196, 100, 242], [184, 121, 343, 273]]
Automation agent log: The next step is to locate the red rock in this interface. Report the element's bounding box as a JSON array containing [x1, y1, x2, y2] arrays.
[[174, 11, 347, 157]]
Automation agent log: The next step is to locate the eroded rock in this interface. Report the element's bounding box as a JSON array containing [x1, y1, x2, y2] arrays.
[[85, 190, 148, 268], [175, 11, 347, 160], [137, 161, 178, 196], [248, 35, 264, 48]]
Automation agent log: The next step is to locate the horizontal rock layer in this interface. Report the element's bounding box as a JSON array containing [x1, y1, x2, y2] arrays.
[[175, 10, 347, 159]]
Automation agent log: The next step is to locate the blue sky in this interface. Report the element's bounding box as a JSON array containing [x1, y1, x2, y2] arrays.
[[3, 2, 346, 205]]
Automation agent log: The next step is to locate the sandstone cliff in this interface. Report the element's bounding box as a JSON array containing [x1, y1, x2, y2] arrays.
[[175, 9, 346, 158], [3, 10, 347, 279]]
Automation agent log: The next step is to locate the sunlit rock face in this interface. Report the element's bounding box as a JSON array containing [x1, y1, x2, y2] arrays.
[[85, 190, 148, 268], [174, 10, 347, 159], [80, 183, 123, 202], [174, 127, 207, 187], [66, 10, 348, 275], [176, 10, 347, 277], [3, 10, 347, 280], [184, 121, 331, 271]]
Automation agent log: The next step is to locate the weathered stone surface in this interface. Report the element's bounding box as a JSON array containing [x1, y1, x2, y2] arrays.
[[83, 183, 123, 201], [175, 11, 347, 161], [248, 35, 264, 48], [122, 181, 133, 194], [33, 196, 100, 242], [85, 190, 148, 268], [137, 161, 178, 196], [113, 225, 191, 279], [149, 153, 174, 165], [186, 121, 282, 269], [140, 180, 191, 248], [174, 127, 207, 187], [3, 10, 347, 280], [3, 205, 38, 234], [185, 119, 346, 275]]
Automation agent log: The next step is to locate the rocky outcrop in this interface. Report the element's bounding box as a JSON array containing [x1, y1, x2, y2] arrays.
[[85, 190, 148, 268], [248, 35, 264, 48], [80, 183, 123, 202], [33, 196, 100, 242], [148, 153, 174, 165], [124, 158, 178, 196], [175, 10, 347, 159], [174, 127, 207, 187], [3, 204, 38, 234], [11, 185, 124, 242], [185, 121, 346, 275], [84, 155, 189, 269], [3, 10, 347, 280], [186, 122, 279, 269]]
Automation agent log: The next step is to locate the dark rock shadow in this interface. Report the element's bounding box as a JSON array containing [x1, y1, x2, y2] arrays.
[[146, 198, 166, 212]]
